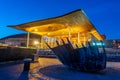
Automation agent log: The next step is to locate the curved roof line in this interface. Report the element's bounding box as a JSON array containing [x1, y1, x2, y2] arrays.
[[8, 9, 103, 40], [8, 9, 82, 27]]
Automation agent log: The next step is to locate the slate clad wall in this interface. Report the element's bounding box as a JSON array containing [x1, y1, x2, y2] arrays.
[[0, 47, 36, 62]]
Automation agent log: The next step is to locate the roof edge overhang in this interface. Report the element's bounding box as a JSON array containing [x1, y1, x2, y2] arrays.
[[8, 9, 103, 40]]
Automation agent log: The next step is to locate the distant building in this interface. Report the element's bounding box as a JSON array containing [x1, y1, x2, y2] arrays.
[[0, 33, 41, 47], [103, 39, 120, 48]]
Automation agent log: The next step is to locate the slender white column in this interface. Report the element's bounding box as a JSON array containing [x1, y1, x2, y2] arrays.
[[84, 33, 86, 46], [78, 32, 80, 44], [40, 36, 43, 49], [68, 26, 71, 40], [26, 32, 30, 48]]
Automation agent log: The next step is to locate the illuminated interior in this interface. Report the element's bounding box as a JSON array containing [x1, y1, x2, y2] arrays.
[[8, 9, 103, 48]]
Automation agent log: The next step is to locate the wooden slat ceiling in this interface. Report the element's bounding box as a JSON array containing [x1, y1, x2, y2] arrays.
[[8, 9, 103, 40]]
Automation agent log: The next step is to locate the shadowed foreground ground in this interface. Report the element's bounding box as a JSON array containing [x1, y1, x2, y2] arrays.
[[0, 58, 120, 80]]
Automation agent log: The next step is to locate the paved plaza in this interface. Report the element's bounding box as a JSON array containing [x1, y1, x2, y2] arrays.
[[0, 58, 120, 80]]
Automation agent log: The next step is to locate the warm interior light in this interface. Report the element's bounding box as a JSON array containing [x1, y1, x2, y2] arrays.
[[92, 42, 105, 46], [34, 40, 39, 45], [34, 29, 38, 32], [47, 33, 50, 35]]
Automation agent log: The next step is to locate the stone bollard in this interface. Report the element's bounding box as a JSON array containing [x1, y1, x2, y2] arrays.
[[23, 58, 32, 71]]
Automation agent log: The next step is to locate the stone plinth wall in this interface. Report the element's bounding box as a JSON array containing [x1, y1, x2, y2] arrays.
[[0, 47, 36, 62]]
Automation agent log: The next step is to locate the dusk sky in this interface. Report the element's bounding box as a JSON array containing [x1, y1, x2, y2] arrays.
[[0, 0, 120, 39]]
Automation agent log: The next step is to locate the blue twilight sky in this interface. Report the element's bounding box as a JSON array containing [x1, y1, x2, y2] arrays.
[[0, 0, 120, 39]]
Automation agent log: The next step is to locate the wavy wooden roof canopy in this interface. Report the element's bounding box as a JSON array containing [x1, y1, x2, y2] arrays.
[[8, 9, 103, 41]]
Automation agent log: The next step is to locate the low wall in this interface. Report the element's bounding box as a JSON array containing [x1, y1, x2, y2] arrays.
[[0, 47, 36, 62], [105, 48, 120, 62]]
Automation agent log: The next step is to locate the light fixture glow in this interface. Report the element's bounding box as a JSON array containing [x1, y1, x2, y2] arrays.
[[34, 40, 39, 45]]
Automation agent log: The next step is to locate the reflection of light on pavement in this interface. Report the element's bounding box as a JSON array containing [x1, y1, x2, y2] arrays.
[[30, 58, 120, 80]]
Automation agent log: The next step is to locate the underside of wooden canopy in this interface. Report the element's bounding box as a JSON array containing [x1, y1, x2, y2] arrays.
[[8, 9, 103, 40]]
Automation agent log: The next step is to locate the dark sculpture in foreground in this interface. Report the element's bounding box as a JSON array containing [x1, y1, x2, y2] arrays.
[[46, 38, 106, 72]]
